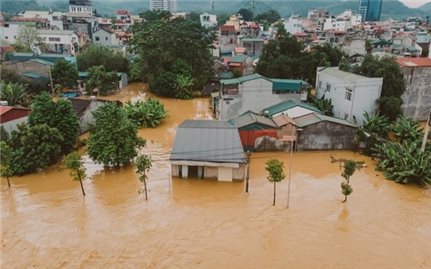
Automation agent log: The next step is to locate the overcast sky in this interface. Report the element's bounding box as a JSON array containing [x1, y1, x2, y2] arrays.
[[399, 0, 431, 8]]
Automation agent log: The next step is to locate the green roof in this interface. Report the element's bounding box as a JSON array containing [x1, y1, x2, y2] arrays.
[[263, 99, 321, 116], [242, 38, 264, 42], [229, 54, 249, 63], [8, 53, 76, 65], [22, 71, 49, 81], [294, 113, 357, 128], [272, 79, 307, 91], [29, 58, 54, 66], [221, 73, 265, 85]]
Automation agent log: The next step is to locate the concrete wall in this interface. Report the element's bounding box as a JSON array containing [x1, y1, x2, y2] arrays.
[[316, 70, 382, 125], [219, 78, 301, 120], [93, 30, 120, 47], [79, 101, 106, 133], [171, 164, 245, 181], [0, 116, 28, 134], [296, 121, 357, 150], [400, 66, 431, 121]]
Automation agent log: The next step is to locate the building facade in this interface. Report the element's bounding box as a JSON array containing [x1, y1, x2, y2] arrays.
[[359, 0, 383, 22], [149, 0, 177, 13], [69, 0, 93, 13], [316, 67, 383, 125]]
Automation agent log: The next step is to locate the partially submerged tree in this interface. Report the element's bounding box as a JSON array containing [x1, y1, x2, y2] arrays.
[[265, 159, 285, 206], [88, 103, 145, 167], [136, 154, 152, 200], [0, 142, 13, 188], [86, 65, 118, 96], [123, 99, 167, 128], [64, 152, 87, 196], [340, 160, 357, 203], [77, 44, 128, 72]]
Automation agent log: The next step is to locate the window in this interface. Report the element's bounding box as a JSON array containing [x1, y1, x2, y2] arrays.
[[345, 88, 352, 101], [326, 83, 331, 92], [318, 80, 322, 90], [105, 37, 108, 41], [48, 37, 61, 42], [95, 36, 100, 41], [43, 37, 47, 41], [5, 36, 8, 39], [344, 113, 349, 120]]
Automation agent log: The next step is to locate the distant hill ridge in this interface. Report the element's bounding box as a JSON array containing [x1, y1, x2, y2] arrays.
[[0, 0, 427, 20]]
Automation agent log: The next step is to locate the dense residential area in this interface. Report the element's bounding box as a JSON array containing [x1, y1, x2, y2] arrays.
[[0, 0, 430, 268]]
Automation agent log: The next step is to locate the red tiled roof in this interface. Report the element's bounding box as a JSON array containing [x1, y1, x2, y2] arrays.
[[116, 10, 130, 15], [0, 106, 31, 123], [0, 106, 13, 115], [10, 17, 49, 23], [220, 25, 235, 32], [397, 57, 431, 67]]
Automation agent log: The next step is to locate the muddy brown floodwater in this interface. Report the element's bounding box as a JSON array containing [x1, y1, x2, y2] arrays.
[[1, 83, 431, 269]]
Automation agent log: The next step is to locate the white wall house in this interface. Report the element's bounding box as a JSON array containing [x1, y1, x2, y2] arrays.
[[200, 13, 217, 29], [18, 11, 65, 30], [216, 74, 308, 120], [0, 22, 22, 43], [284, 15, 303, 34], [38, 29, 79, 55], [323, 17, 352, 32], [315, 67, 383, 125], [92, 28, 120, 47]]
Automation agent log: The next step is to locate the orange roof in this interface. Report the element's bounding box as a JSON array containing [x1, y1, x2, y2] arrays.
[[397, 57, 431, 67], [0, 106, 13, 115]]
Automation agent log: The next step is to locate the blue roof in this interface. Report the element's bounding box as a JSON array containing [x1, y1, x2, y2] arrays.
[[22, 72, 49, 81], [8, 53, 77, 65]]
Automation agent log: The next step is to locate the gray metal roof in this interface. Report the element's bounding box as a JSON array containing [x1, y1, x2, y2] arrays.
[[170, 120, 246, 164], [230, 111, 278, 129], [294, 113, 357, 128], [318, 67, 373, 82]]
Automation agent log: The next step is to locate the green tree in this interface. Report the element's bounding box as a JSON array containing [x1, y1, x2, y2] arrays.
[[86, 65, 118, 96], [340, 160, 357, 203], [9, 124, 63, 175], [357, 112, 390, 155], [0, 81, 28, 106], [0, 142, 14, 188], [338, 57, 351, 72], [64, 152, 87, 196], [76, 45, 128, 72], [136, 154, 152, 200], [51, 59, 79, 89], [377, 96, 403, 122], [309, 94, 333, 116], [0, 126, 9, 142], [265, 159, 285, 206], [88, 103, 145, 167], [174, 74, 194, 99], [28, 92, 80, 154], [238, 8, 253, 21], [129, 11, 215, 97], [392, 117, 422, 143], [255, 10, 281, 23], [15, 25, 42, 52]]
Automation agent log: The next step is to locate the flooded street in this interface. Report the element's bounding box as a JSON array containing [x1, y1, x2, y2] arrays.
[[1, 83, 431, 268]]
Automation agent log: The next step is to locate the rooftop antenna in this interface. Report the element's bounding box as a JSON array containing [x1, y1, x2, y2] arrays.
[[251, 0, 256, 20], [211, 0, 215, 13]]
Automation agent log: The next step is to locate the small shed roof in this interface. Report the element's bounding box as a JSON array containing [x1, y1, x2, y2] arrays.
[[272, 114, 296, 127], [318, 67, 374, 82], [229, 54, 249, 63], [294, 113, 357, 128], [230, 111, 278, 129], [397, 57, 431, 67], [263, 99, 321, 116], [170, 120, 246, 164]]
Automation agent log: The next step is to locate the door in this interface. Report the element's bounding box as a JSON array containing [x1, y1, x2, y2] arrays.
[[218, 167, 233, 182]]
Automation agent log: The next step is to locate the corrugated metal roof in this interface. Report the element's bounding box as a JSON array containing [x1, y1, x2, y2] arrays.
[[272, 114, 296, 127], [242, 38, 264, 42], [318, 67, 372, 82], [294, 113, 357, 128], [263, 99, 321, 116], [170, 120, 246, 164], [229, 54, 249, 63], [221, 73, 264, 85], [230, 111, 278, 129], [272, 79, 307, 91], [38, 29, 76, 36]]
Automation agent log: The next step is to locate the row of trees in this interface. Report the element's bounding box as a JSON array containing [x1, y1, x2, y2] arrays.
[[256, 23, 343, 86], [339, 55, 406, 122], [129, 11, 214, 99], [358, 114, 430, 186], [1, 92, 80, 176]]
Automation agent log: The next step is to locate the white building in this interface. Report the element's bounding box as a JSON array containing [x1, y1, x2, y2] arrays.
[[38, 29, 79, 55], [323, 17, 352, 32], [315, 67, 383, 125], [0, 22, 22, 44], [92, 28, 120, 47], [150, 0, 177, 13], [200, 13, 217, 29], [69, 0, 93, 14], [17, 11, 65, 30], [284, 15, 303, 34], [337, 10, 362, 27]]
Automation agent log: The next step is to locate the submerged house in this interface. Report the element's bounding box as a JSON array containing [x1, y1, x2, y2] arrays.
[[0, 106, 31, 134], [214, 73, 309, 120], [170, 120, 247, 181], [295, 113, 357, 150], [230, 111, 279, 151], [263, 99, 321, 118]]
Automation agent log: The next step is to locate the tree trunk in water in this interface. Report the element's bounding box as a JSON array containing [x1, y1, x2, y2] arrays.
[[79, 178, 86, 196], [343, 195, 347, 203], [144, 178, 148, 201], [6, 177, 10, 189], [273, 182, 276, 206]]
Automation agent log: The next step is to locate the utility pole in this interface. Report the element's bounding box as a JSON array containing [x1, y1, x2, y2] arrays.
[[48, 65, 54, 96], [251, 0, 256, 20], [287, 126, 294, 208], [421, 110, 431, 153], [245, 151, 251, 193], [211, 0, 215, 13]]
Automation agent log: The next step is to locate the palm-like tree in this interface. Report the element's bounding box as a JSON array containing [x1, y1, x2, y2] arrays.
[[175, 74, 194, 99], [0, 82, 27, 106]]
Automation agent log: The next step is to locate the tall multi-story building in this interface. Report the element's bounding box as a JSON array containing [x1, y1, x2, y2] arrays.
[[69, 0, 93, 14], [359, 0, 383, 22], [149, 0, 177, 13]]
